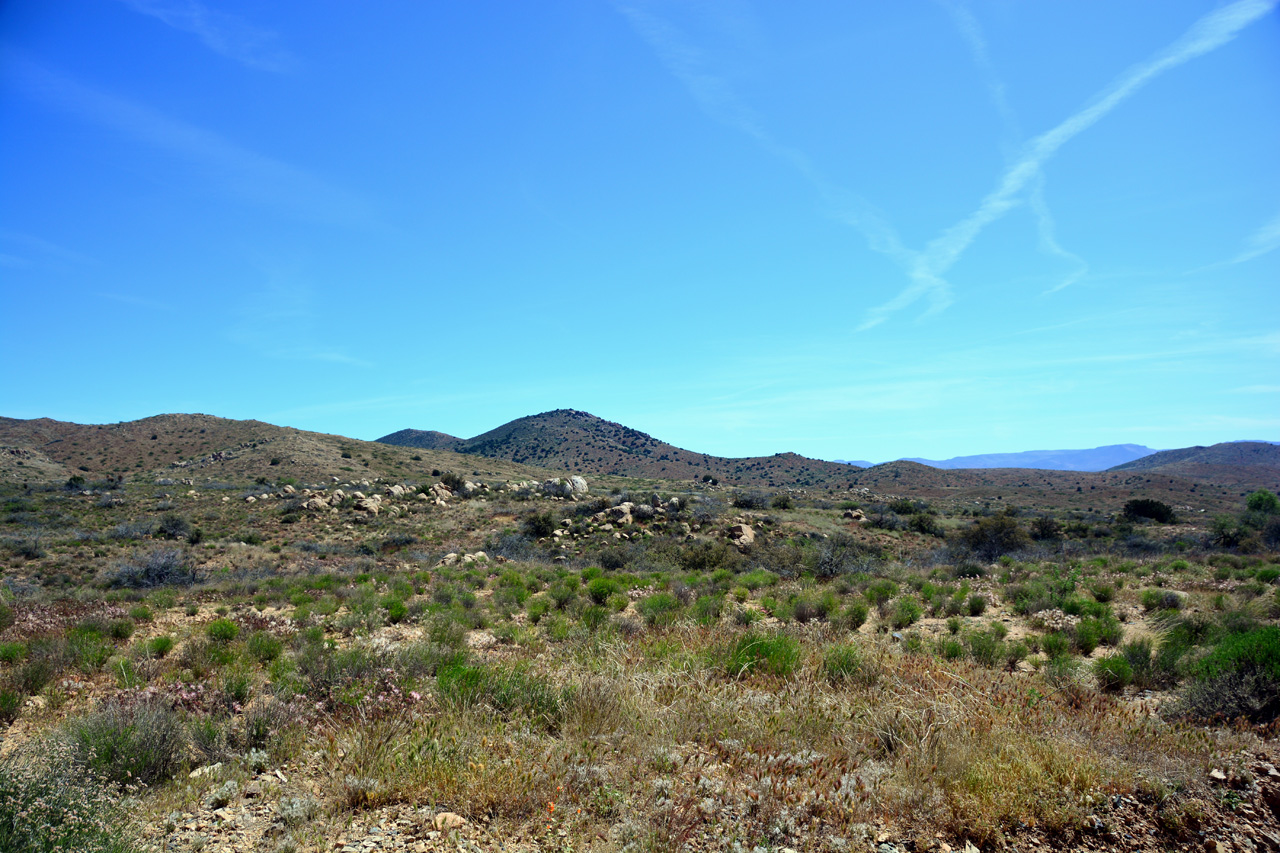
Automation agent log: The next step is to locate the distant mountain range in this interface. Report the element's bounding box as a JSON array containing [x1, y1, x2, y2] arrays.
[[837, 444, 1158, 472]]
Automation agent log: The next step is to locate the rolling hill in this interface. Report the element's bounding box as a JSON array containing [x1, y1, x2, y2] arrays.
[[1109, 441, 1280, 490], [0, 414, 550, 487], [378, 409, 861, 488]]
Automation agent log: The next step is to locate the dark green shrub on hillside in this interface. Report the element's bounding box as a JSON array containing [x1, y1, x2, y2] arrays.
[[1178, 626, 1280, 723], [954, 516, 1030, 561], [156, 513, 192, 540], [522, 511, 557, 539], [1122, 499, 1176, 524], [586, 577, 620, 606], [1245, 490, 1280, 515]]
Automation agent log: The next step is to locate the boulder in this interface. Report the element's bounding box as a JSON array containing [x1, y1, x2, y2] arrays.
[[569, 476, 589, 494], [728, 524, 755, 548]]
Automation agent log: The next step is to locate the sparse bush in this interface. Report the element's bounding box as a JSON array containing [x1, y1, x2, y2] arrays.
[[68, 698, 187, 786], [586, 577, 620, 606], [436, 663, 568, 730], [954, 516, 1030, 561], [1094, 654, 1133, 692], [725, 632, 800, 678], [822, 643, 863, 683], [637, 592, 681, 628], [247, 631, 283, 663], [148, 636, 174, 658], [1245, 490, 1280, 515], [156, 513, 192, 540], [968, 594, 987, 617], [1141, 589, 1182, 612], [110, 548, 196, 588], [0, 737, 138, 853], [889, 596, 923, 629]]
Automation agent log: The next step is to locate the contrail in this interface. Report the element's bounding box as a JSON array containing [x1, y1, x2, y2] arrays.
[[864, 0, 1276, 326]]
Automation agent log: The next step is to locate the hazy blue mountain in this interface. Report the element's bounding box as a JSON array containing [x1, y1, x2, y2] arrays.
[[838, 444, 1158, 472]]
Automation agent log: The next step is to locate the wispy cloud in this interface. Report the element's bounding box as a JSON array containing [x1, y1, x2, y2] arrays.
[[619, 0, 1273, 329], [864, 0, 1276, 325], [1231, 211, 1280, 264], [7, 53, 372, 226], [116, 0, 297, 72], [0, 228, 97, 268], [940, 1, 1090, 296]]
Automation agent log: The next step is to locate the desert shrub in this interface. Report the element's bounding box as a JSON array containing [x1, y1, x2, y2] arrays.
[[1210, 515, 1245, 548], [148, 636, 174, 658], [792, 591, 838, 623], [156, 513, 192, 540], [1122, 499, 1176, 524], [770, 494, 794, 510], [909, 513, 942, 537], [724, 632, 800, 678], [1029, 516, 1062, 541], [1094, 654, 1133, 692], [1245, 490, 1280, 515], [0, 641, 23, 664], [692, 594, 724, 626], [68, 698, 187, 786], [247, 631, 283, 664], [679, 540, 740, 573], [822, 643, 863, 683], [522, 511, 558, 538], [0, 688, 21, 725], [732, 492, 769, 510], [127, 605, 153, 622], [436, 663, 568, 730], [835, 600, 870, 631], [1042, 632, 1072, 660], [110, 548, 196, 588], [738, 570, 778, 590], [0, 737, 138, 853], [206, 619, 240, 644], [1073, 617, 1106, 655], [637, 592, 681, 628], [968, 594, 987, 617], [1141, 589, 1183, 612], [384, 598, 408, 624], [586, 577, 620, 606], [1121, 638, 1157, 689], [966, 629, 1004, 667], [864, 579, 898, 609], [1178, 626, 1280, 724], [889, 597, 923, 629], [954, 516, 1030, 561], [0, 600, 14, 633], [813, 533, 878, 579]]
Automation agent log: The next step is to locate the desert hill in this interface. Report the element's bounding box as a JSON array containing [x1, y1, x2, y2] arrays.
[[0, 414, 551, 487], [1108, 441, 1280, 491], [377, 410, 1251, 512], [378, 409, 863, 488]]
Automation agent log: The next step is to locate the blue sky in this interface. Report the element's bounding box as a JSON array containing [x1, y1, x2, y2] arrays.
[[2, 1, 1277, 462]]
